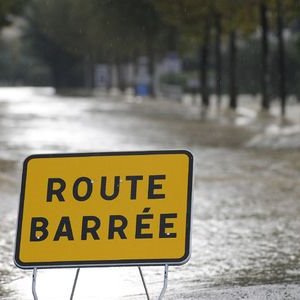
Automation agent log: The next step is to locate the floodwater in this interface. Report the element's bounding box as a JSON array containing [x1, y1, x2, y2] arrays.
[[0, 87, 300, 299]]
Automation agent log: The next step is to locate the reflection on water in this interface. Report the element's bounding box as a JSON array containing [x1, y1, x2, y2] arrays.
[[0, 87, 300, 299]]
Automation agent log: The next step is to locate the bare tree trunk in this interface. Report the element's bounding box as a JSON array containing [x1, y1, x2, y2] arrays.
[[260, 1, 270, 111], [198, 20, 210, 109], [276, 0, 286, 117], [106, 62, 113, 92], [147, 39, 156, 98], [229, 30, 237, 110], [133, 55, 139, 96], [215, 13, 222, 108], [84, 55, 94, 90], [116, 58, 126, 93]]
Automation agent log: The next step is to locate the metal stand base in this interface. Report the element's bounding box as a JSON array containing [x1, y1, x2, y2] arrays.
[[32, 265, 169, 300]]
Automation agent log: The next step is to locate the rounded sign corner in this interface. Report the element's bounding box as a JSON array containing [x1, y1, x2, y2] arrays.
[[14, 255, 29, 270], [180, 149, 194, 161], [23, 154, 40, 168], [178, 250, 192, 265]]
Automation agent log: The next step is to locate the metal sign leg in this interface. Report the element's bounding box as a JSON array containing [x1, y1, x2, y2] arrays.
[[138, 267, 150, 300], [70, 268, 81, 300], [158, 265, 169, 300], [138, 265, 169, 300], [32, 268, 38, 300]]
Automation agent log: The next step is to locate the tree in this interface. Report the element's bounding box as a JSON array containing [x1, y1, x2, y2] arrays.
[[26, 0, 166, 93], [155, 0, 259, 111], [0, 0, 27, 28], [260, 1, 271, 111], [263, 0, 300, 116], [155, 0, 214, 110], [217, 0, 258, 110], [276, 0, 286, 117], [25, 0, 86, 89], [214, 11, 222, 108], [104, 0, 165, 96]]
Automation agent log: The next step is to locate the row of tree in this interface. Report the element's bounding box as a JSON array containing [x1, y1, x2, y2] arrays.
[[1, 0, 300, 116], [155, 0, 299, 116]]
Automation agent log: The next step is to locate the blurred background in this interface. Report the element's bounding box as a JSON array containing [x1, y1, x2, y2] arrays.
[[0, 0, 300, 299], [0, 0, 299, 112]]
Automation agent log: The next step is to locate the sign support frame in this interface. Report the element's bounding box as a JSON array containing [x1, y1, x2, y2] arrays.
[[19, 150, 191, 299], [70, 268, 80, 300], [138, 266, 150, 300], [32, 268, 38, 300], [31, 265, 169, 300], [158, 264, 169, 300]]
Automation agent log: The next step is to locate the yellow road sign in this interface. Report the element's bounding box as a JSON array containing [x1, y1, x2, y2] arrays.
[[15, 150, 193, 269]]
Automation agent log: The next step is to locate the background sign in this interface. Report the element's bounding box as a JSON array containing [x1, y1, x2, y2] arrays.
[[15, 150, 193, 269]]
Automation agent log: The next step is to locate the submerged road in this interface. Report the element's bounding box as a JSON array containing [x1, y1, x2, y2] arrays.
[[0, 87, 300, 299]]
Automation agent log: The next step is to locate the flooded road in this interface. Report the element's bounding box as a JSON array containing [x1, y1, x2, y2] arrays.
[[1, 87, 300, 299]]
